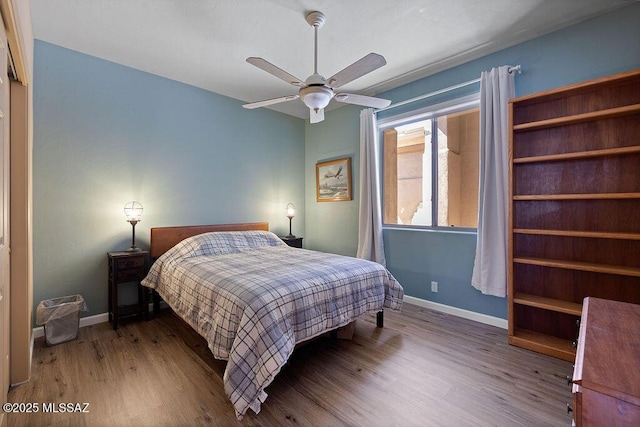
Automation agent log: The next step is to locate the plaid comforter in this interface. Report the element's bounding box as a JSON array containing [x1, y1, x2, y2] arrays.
[[141, 230, 403, 419]]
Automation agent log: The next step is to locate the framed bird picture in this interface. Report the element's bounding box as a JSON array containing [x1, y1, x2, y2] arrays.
[[316, 157, 352, 202]]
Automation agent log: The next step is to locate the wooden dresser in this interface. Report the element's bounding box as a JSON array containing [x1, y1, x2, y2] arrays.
[[572, 297, 640, 426]]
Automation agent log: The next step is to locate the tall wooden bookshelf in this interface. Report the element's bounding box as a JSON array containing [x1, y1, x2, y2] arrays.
[[508, 69, 640, 361]]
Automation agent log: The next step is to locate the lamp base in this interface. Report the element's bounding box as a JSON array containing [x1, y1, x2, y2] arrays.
[[126, 246, 142, 252], [284, 234, 296, 239]]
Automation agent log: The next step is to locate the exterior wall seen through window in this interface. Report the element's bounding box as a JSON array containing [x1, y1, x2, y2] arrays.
[[383, 105, 479, 228]]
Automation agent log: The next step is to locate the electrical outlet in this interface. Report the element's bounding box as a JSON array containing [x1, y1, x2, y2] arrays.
[[431, 281, 438, 293]]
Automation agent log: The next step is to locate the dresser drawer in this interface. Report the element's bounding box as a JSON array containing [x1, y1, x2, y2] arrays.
[[114, 255, 145, 270], [114, 266, 146, 282]]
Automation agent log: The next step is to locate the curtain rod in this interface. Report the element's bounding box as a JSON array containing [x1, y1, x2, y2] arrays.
[[375, 64, 522, 113]]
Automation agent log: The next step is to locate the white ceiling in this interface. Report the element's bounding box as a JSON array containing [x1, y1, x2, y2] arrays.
[[30, 0, 635, 120]]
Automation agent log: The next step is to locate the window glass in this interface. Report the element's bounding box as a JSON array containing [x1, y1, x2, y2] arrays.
[[381, 101, 479, 228]]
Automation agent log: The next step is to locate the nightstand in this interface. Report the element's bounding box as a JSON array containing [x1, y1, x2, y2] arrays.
[[281, 236, 303, 248], [107, 251, 149, 329]]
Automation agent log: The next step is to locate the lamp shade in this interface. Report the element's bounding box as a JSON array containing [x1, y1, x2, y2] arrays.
[[286, 203, 295, 218], [124, 201, 143, 222]]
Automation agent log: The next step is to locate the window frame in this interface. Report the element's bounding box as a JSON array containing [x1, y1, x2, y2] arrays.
[[378, 93, 480, 232]]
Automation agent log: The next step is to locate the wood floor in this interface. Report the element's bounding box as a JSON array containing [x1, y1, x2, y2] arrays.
[[8, 304, 574, 426]]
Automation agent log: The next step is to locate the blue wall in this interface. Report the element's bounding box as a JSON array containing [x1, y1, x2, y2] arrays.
[[33, 41, 305, 317], [304, 104, 362, 255], [304, 4, 640, 319]]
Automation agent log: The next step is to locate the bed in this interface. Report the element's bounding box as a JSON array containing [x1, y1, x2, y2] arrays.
[[141, 222, 403, 419]]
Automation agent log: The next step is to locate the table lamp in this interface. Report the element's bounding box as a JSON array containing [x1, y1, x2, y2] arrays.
[[123, 201, 143, 252]]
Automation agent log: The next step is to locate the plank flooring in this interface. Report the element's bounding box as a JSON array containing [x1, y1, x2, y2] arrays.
[[8, 304, 574, 426]]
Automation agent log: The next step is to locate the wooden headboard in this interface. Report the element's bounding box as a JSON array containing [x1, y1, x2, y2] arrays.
[[149, 222, 269, 259]]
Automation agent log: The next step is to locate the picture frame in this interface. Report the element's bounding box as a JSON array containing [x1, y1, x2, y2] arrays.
[[316, 157, 352, 202]]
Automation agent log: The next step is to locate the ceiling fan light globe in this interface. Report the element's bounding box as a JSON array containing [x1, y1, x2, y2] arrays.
[[300, 86, 333, 110]]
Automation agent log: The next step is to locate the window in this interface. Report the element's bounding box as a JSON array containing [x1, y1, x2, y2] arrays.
[[380, 96, 479, 228]]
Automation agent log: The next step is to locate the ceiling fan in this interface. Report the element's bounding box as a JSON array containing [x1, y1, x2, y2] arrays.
[[243, 11, 391, 123]]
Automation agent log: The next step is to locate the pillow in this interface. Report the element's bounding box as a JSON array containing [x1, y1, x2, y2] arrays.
[[175, 230, 286, 258], [143, 230, 286, 289]]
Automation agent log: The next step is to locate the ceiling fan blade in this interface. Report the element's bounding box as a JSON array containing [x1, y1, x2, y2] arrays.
[[243, 94, 299, 109], [334, 93, 391, 109], [309, 108, 325, 124], [327, 53, 387, 88], [246, 57, 304, 87]]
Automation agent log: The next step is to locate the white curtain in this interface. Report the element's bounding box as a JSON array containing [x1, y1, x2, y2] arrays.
[[356, 108, 386, 266], [471, 66, 515, 297]]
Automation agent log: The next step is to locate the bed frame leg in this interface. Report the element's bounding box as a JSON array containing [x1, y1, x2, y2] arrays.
[[376, 310, 384, 328], [153, 290, 160, 314]]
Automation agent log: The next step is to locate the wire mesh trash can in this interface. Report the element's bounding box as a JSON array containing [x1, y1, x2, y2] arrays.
[[36, 295, 88, 346]]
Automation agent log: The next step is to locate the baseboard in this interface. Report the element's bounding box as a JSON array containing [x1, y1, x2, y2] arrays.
[[32, 301, 170, 338], [33, 312, 109, 339], [31, 299, 505, 339], [403, 295, 508, 329]]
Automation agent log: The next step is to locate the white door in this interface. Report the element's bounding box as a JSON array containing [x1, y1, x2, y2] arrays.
[[0, 17, 10, 427]]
